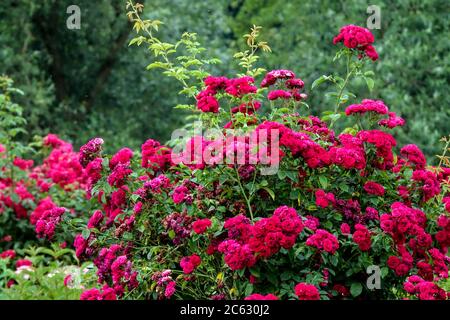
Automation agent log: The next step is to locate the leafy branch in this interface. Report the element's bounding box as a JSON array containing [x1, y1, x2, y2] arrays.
[[0, 76, 31, 195], [233, 25, 271, 77], [126, 1, 221, 99]]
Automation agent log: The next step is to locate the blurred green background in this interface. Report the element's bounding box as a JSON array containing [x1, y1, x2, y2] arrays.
[[0, 0, 448, 159]]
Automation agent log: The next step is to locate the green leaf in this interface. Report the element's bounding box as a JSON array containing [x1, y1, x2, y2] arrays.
[[81, 229, 91, 240], [244, 283, 254, 296], [364, 77, 374, 91], [146, 62, 170, 70], [311, 75, 331, 90], [319, 176, 328, 189], [261, 187, 275, 200], [350, 283, 363, 297]]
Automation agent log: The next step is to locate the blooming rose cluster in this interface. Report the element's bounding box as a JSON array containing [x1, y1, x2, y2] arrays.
[[180, 254, 202, 274], [379, 112, 405, 129], [0, 249, 15, 259], [79, 137, 104, 168], [298, 116, 335, 142], [196, 76, 257, 113], [352, 224, 372, 251], [329, 133, 366, 170], [151, 270, 176, 299], [216, 206, 304, 270], [172, 185, 192, 204], [80, 285, 117, 300], [280, 129, 330, 168], [0, 134, 88, 231], [261, 70, 307, 101], [34, 206, 66, 239], [403, 275, 447, 300], [87, 210, 104, 229], [107, 163, 133, 187], [306, 229, 339, 254], [333, 25, 378, 61], [400, 144, 426, 169], [363, 181, 385, 196], [141, 139, 173, 172], [93, 244, 138, 296], [411, 170, 440, 202], [162, 212, 194, 245], [357, 130, 396, 170], [13, 157, 33, 170], [294, 282, 320, 300], [63, 23, 450, 301], [381, 202, 448, 280], [217, 239, 256, 270], [345, 99, 388, 116], [192, 218, 212, 234], [248, 206, 304, 258], [315, 189, 336, 208], [32, 135, 86, 189], [110, 148, 133, 169]]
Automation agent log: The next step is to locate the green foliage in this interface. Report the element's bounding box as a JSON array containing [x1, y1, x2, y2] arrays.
[[227, 0, 449, 159], [1, 0, 447, 157], [0, 245, 97, 300], [0, 0, 230, 150]]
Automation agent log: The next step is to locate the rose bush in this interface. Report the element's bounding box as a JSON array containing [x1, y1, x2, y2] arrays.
[[0, 77, 91, 250], [54, 2, 449, 300], [1, 1, 449, 300]]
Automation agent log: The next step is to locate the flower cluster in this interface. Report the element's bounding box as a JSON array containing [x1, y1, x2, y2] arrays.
[[218, 240, 256, 270], [400, 144, 426, 169], [352, 224, 372, 251], [162, 212, 194, 245], [436, 215, 450, 251], [358, 130, 396, 170], [244, 293, 279, 300], [192, 218, 212, 234], [196, 76, 257, 113], [34, 206, 66, 239], [379, 112, 405, 129], [329, 140, 365, 171], [306, 229, 340, 254], [294, 283, 320, 300], [80, 285, 117, 300], [363, 181, 385, 196], [151, 270, 176, 299], [93, 244, 138, 296], [345, 99, 388, 116], [261, 70, 306, 101], [248, 206, 304, 258], [333, 25, 378, 61], [315, 189, 336, 208], [79, 137, 104, 168], [141, 139, 172, 172], [87, 210, 104, 229], [404, 275, 447, 300], [180, 254, 202, 274], [411, 170, 440, 202], [19, 22, 448, 302]]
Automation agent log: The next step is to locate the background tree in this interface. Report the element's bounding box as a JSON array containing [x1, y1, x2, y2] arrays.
[[0, 0, 448, 159]]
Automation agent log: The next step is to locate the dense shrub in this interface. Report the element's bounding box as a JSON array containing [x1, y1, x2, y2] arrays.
[[0, 2, 449, 300], [0, 76, 90, 249], [32, 2, 447, 300]]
